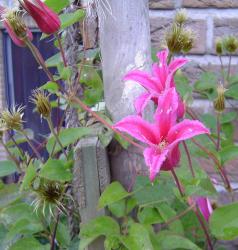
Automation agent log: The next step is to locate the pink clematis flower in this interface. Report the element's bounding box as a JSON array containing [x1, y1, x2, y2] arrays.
[[124, 49, 188, 117], [0, 5, 33, 47], [114, 88, 209, 181], [196, 197, 213, 222], [19, 0, 61, 34]]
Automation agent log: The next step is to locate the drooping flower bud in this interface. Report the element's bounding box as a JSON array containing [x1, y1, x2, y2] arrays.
[[214, 84, 226, 113], [175, 9, 187, 26], [215, 38, 223, 55], [1, 106, 25, 131], [19, 0, 61, 34], [223, 35, 238, 54], [30, 89, 51, 118], [0, 6, 33, 47], [196, 197, 213, 222]]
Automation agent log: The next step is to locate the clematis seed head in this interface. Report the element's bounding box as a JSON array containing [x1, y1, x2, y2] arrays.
[[175, 9, 187, 26], [30, 89, 51, 118], [214, 84, 226, 113], [1, 105, 25, 131], [223, 35, 238, 54], [215, 38, 223, 55]]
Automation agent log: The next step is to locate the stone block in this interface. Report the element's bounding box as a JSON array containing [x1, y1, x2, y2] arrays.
[[182, 0, 238, 8], [149, 0, 175, 9]]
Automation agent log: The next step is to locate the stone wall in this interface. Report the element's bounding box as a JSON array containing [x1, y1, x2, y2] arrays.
[[149, 0, 238, 83]]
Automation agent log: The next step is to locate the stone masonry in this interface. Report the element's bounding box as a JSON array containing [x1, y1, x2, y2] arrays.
[[149, 0, 238, 83]]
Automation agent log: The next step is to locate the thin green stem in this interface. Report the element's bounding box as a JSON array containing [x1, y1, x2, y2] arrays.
[[70, 96, 144, 150], [182, 141, 195, 178], [50, 211, 60, 250], [55, 33, 67, 67], [47, 117, 68, 159], [24, 39, 54, 82], [219, 56, 225, 85], [171, 168, 213, 250], [216, 113, 221, 151], [20, 130, 43, 163], [0, 139, 22, 173], [191, 138, 232, 192], [227, 55, 232, 82]]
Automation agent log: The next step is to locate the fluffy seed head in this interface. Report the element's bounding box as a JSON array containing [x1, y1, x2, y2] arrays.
[[215, 38, 223, 55], [1, 106, 24, 131], [214, 84, 226, 113], [175, 9, 187, 26], [30, 89, 51, 118], [223, 35, 238, 54]]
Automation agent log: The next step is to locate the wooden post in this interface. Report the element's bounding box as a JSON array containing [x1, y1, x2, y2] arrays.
[[99, 0, 152, 187], [74, 136, 110, 250]]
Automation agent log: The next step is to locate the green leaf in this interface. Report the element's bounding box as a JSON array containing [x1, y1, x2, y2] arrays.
[[121, 223, 153, 250], [80, 216, 120, 248], [157, 231, 201, 250], [46, 127, 92, 154], [21, 163, 36, 190], [60, 10, 85, 30], [9, 237, 46, 250], [114, 133, 130, 149], [50, 221, 71, 248], [98, 182, 129, 209], [0, 184, 21, 209], [194, 72, 217, 99], [220, 145, 238, 165], [157, 203, 184, 235], [133, 175, 174, 206], [138, 207, 163, 225], [44, 0, 69, 13], [174, 73, 193, 100], [40, 81, 59, 93], [7, 218, 43, 240], [80, 66, 103, 105], [108, 199, 126, 218], [220, 111, 237, 124], [39, 159, 72, 182], [225, 84, 238, 99], [45, 52, 62, 68], [0, 160, 17, 177], [0, 202, 39, 226], [210, 202, 238, 240]]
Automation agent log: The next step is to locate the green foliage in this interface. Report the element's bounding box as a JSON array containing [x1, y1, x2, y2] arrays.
[[60, 10, 86, 30], [44, 0, 70, 13], [0, 160, 17, 177], [40, 158, 72, 182], [210, 202, 238, 240]]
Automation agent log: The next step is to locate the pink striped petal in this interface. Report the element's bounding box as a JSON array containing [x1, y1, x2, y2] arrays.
[[114, 116, 160, 145], [144, 147, 169, 182], [169, 58, 189, 75], [167, 119, 210, 146], [134, 92, 153, 116], [154, 88, 178, 137], [196, 197, 213, 221], [124, 70, 162, 93], [156, 49, 169, 65]]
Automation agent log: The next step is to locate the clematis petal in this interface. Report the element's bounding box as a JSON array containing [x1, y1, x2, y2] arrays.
[[161, 144, 181, 171], [134, 92, 153, 116], [167, 119, 210, 146], [114, 116, 160, 145], [154, 88, 178, 137], [156, 49, 169, 65], [169, 58, 188, 75], [196, 197, 213, 221], [146, 148, 170, 182], [124, 70, 162, 93]]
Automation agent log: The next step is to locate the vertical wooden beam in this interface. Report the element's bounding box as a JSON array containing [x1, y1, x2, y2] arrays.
[[98, 0, 152, 187], [99, 0, 152, 122]]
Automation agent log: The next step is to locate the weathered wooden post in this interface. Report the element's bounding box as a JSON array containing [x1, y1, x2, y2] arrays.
[[99, 0, 152, 187]]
